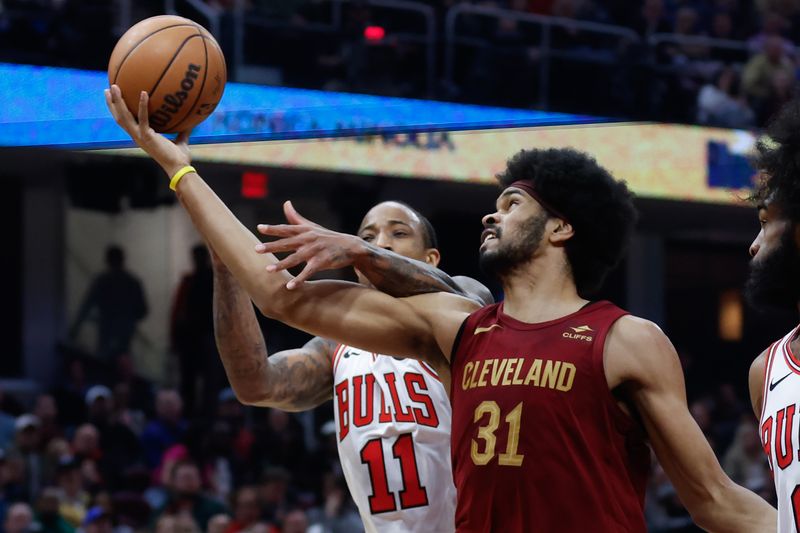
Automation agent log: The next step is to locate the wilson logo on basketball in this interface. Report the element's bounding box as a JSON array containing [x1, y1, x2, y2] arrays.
[[562, 325, 594, 342], [150, 63, 202, 130]]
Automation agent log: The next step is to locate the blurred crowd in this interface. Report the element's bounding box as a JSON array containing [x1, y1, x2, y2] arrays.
[[0, 242, 774, 532], [3, 0, 800, 127]]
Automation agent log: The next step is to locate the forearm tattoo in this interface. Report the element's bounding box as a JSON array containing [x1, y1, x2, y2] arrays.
[[212, 264, 334, 410], [359, 246, 465, 298]]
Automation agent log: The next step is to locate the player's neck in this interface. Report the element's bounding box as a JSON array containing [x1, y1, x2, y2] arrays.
[[501, 263, 587, 324]]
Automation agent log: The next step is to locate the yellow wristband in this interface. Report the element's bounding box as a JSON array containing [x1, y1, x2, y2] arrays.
[[169, 165, 196, 191]]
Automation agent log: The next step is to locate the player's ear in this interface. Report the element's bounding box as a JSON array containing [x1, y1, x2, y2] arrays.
[[425, 248, 441, 267], [549, 219, 574, 245]]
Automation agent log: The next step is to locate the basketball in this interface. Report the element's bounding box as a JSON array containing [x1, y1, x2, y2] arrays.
[[108, 15, 227, 134]]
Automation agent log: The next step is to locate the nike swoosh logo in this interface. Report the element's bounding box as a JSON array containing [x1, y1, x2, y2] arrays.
[[474, 324, 502, 335], [770, 372, 793, 391]]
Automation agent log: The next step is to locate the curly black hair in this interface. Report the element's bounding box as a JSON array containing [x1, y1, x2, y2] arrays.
[[497, 148, 638, 295], [751, 99, 800, 222]]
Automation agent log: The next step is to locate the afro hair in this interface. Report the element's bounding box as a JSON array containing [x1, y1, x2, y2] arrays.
[[497, 148, 638, 295]]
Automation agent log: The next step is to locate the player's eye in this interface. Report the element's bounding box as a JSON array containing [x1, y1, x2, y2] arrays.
[[393, 231, 408, 238], [361, 234, 374, 242]]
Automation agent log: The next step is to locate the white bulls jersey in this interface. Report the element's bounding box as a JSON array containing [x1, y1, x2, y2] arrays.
[[760, 325, 800, 533], [331, 344, 455, 533]]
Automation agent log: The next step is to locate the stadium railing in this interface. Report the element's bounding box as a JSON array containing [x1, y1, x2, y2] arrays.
[[443, 4, 641, 109]]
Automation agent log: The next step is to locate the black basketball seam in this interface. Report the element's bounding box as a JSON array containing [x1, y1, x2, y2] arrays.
[[111, 23, 199, 84], [148, 33, 204, 97], [169, 30, 210, 131]]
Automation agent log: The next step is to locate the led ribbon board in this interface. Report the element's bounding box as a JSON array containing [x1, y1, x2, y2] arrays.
[[0, 63, 611, 149]]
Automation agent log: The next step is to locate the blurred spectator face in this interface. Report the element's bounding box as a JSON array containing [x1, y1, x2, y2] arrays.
[[674, 7, 698, 34], [4, 503, 33, 533], [58, 464, 82, 495], [86, 518, 113, 533], [207, 514, 231, 533], [37, 488, 62, 524], [73, 424, 100, 457], [260, 470, 290, 505], [772, 69, 793, 96], [35, 394, 57, 423], [282, 509, 309, 533], [156, 390, 183, 424], [234, 487, 261, 525], [15, 417, 41, 452], [716, 67, 736, 94], [765, 35, 785, 62], [172, 462, 202, 497], [156, 514, 201, 533], [711, 12, 733, 38]]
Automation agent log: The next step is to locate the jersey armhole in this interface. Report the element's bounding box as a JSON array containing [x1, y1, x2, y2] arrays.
[[592, 311, 636, 432], [331, 344, 346, 375], [449, 317, 469, 368]]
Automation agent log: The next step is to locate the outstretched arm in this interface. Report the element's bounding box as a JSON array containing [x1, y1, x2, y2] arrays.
[[606, 317, 775, 532], [104, 86, 472, 365], [254, 201, 493, 305], [212, 251, 334, 411]]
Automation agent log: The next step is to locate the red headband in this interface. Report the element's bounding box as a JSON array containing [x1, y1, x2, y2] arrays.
[[509, 180, 569, 222]]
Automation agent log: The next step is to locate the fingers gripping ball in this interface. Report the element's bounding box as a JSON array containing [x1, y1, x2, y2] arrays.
[[108, 15, 227, 133]]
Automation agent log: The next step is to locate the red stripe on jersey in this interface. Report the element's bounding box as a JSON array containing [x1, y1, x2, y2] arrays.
[[784, 326, 800, 375], [418, 361, 441, 383], [761, 342, 780, 424], [332, 344, 346, 374]]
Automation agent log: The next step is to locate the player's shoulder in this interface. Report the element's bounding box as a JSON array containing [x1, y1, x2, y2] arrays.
[[605, 315, 680, 387], [607, 315, 671, 352], [749, 346, 772, 417]]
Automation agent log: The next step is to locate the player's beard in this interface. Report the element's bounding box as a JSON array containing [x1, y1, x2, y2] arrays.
[[479, 212, 547, 281], [745, 226, 800, 312]]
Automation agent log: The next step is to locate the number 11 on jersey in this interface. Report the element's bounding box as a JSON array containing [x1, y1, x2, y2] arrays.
[[360, 433, 429, 514]]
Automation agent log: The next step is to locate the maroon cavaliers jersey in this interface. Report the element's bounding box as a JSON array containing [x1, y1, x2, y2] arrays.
[[450, 301, 649, 532]]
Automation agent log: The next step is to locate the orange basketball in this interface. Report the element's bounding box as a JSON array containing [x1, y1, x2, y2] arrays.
[[108, 15, 227, 133]]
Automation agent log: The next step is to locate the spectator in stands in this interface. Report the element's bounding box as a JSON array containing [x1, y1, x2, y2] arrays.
[[254, 410, 306, 475], [306, 474, 363, 533], [71, 425, 99, 464], [111, 383, 146, 437], [70, 245, 148, 361], [36, 486, 75, 533], [208, 513, 232, 533], [34, 394, 62, 445], [4, 501, 35, 533], [155, 512, 201, 533], [153, 460, 227, 531], [10, 414, 44, 503], [747, 11, 795, 56], [697, 65, 756, 127], [53, 457, 89, 528], [743, 34, 797, 121], [84, 386, 142, 491], [170, 245, 221, 416], [282, 508, 309, 533], [54, 359, 89, 427], [77, 506, 112, 533], [225, 486, 264, 532], [258, 467, 292, 525], [141, 390, 186, 468], [723, 420, 772, 492]]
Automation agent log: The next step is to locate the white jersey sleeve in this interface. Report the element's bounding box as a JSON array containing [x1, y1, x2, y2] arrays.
[[331, 345, 456, 533]]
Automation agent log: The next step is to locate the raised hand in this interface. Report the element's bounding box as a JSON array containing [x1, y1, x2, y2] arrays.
[[104, 85, 192, 177], [255, 201, 366, 290]]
